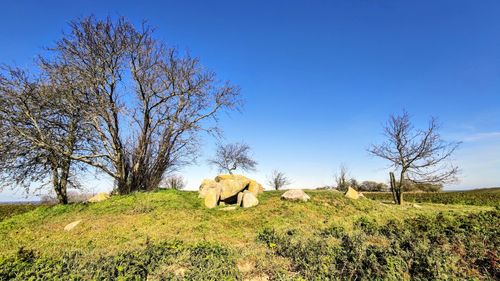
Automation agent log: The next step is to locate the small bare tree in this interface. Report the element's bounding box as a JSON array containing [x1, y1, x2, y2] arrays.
[[334, 164, 350, 191], [268, 170, 291, 190], [161, 175, 186, 190], [369, 111, 460, 205], [208, 143, 257, 174]]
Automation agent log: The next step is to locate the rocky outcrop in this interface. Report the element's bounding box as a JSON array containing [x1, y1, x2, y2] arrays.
[[199, 174, 263, 208], [87, 192, 110, 203], [344, 187, 361, 199], [281, 189, 311, 202]]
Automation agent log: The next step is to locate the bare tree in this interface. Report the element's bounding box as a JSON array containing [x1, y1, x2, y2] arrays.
[[334, 164, 350, 192], [369, 111, 460, 204], [268, 170, 291, 190], [208, 143, 257, 174], [161, 174, 186, 190], [42, 16, 240, 194], [0, 66, 90, 204]]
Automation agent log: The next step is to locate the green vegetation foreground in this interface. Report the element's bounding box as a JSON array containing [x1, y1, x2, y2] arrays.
[[0, 190, 498, 280]]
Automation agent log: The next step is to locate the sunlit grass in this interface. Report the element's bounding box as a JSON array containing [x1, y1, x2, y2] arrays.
[[0, 189, 492, 262]]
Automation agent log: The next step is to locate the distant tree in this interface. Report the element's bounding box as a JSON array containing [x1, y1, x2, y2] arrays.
[[208, 143, 257, 174], [335, 164, 350, 192], [369, 111, 460, 204], [268, 170, 291, 190], [349, 178, 360, 190], [359, 181, 389, 192], [162, 175, 186, 190], [402, 182, 443, 192]]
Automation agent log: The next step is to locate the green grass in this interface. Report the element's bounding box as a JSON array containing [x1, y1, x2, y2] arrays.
[[0, 189, 497, 280], [364, 187, 500, 207]]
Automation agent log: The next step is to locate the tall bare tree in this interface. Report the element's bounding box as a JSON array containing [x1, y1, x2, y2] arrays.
[[369, 111, 460, 204], [208, 142, 257, 174], [0, 66, 90, 204], [43, 16, 240, 194], [267, 170, 291, 190]]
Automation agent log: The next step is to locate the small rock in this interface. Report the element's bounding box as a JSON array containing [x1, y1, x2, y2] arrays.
[[87, 192, 110, 203], [412, 203, 422, 209], [242, 192, 259, 208], [344, 187, 360, 200], [64, 220, 82, 231], [220, 206, 238, 211], [281, 189, 311, 202]]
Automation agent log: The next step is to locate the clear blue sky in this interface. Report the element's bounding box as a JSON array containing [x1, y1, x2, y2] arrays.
[[1, 0, 499, 200]]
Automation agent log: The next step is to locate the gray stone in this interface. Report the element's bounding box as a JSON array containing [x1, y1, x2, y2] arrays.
[[281, 189, 311, 202]]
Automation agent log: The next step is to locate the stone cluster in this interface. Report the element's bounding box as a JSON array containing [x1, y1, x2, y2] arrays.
[[198, 174, 264, 208]]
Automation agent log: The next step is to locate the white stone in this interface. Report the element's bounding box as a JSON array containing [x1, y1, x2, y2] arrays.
[[281, 189, 311, 202]]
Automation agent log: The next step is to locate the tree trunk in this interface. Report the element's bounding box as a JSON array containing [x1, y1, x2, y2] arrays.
[[51, 160, 69, 204], [389, 172, 403, 205]]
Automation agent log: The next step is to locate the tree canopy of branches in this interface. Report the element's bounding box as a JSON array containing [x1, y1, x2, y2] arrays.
[[0, 66, 91, 204], [268, 170, 291, 190], [208, 143, 257, 174], [46, 16, 240, 194], [0, 16, 241, 199], [369, 111, 460, 204]]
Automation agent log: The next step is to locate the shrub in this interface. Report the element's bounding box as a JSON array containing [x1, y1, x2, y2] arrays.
[[0, 241, 240, 280], [358, 181, 389, 192], [257, 210, 500, 280]]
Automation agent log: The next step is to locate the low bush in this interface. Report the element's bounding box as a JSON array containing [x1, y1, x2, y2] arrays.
[[0, 241, 240, 280], [257, 210, 500, 280]]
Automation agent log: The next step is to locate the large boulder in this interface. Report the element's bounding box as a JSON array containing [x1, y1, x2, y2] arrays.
[[199, 174, 263, 208], [281, 189, 310, 202], [344, 187, 361, 200], [198, 179, 218, 198], [242, 191, 259, 208], [204, 187, 220, 208], [87, 192, 110, 203], [219, 179, 248, 200], [247, 180, 264, 196]]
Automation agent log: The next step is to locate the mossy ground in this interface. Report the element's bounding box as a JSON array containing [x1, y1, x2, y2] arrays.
[[0, 190, 491, 258]]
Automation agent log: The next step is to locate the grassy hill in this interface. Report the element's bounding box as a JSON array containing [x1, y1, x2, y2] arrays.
[[0, 190, 498, 280]]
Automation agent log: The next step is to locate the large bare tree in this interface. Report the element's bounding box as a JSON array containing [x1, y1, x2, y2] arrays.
[[208, 142, 257, 174], [44, 16, 240, 194], [0, 66, 90, 204], [369, 111, 460, 204]]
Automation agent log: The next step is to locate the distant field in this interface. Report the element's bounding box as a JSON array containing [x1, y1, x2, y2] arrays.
[[364, 187, 500, 207], [0, 189, 498, 280], [0, 204, 41, 221]]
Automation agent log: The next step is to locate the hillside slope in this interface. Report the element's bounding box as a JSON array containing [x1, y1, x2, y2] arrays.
[[0, 190, 497, 280]]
